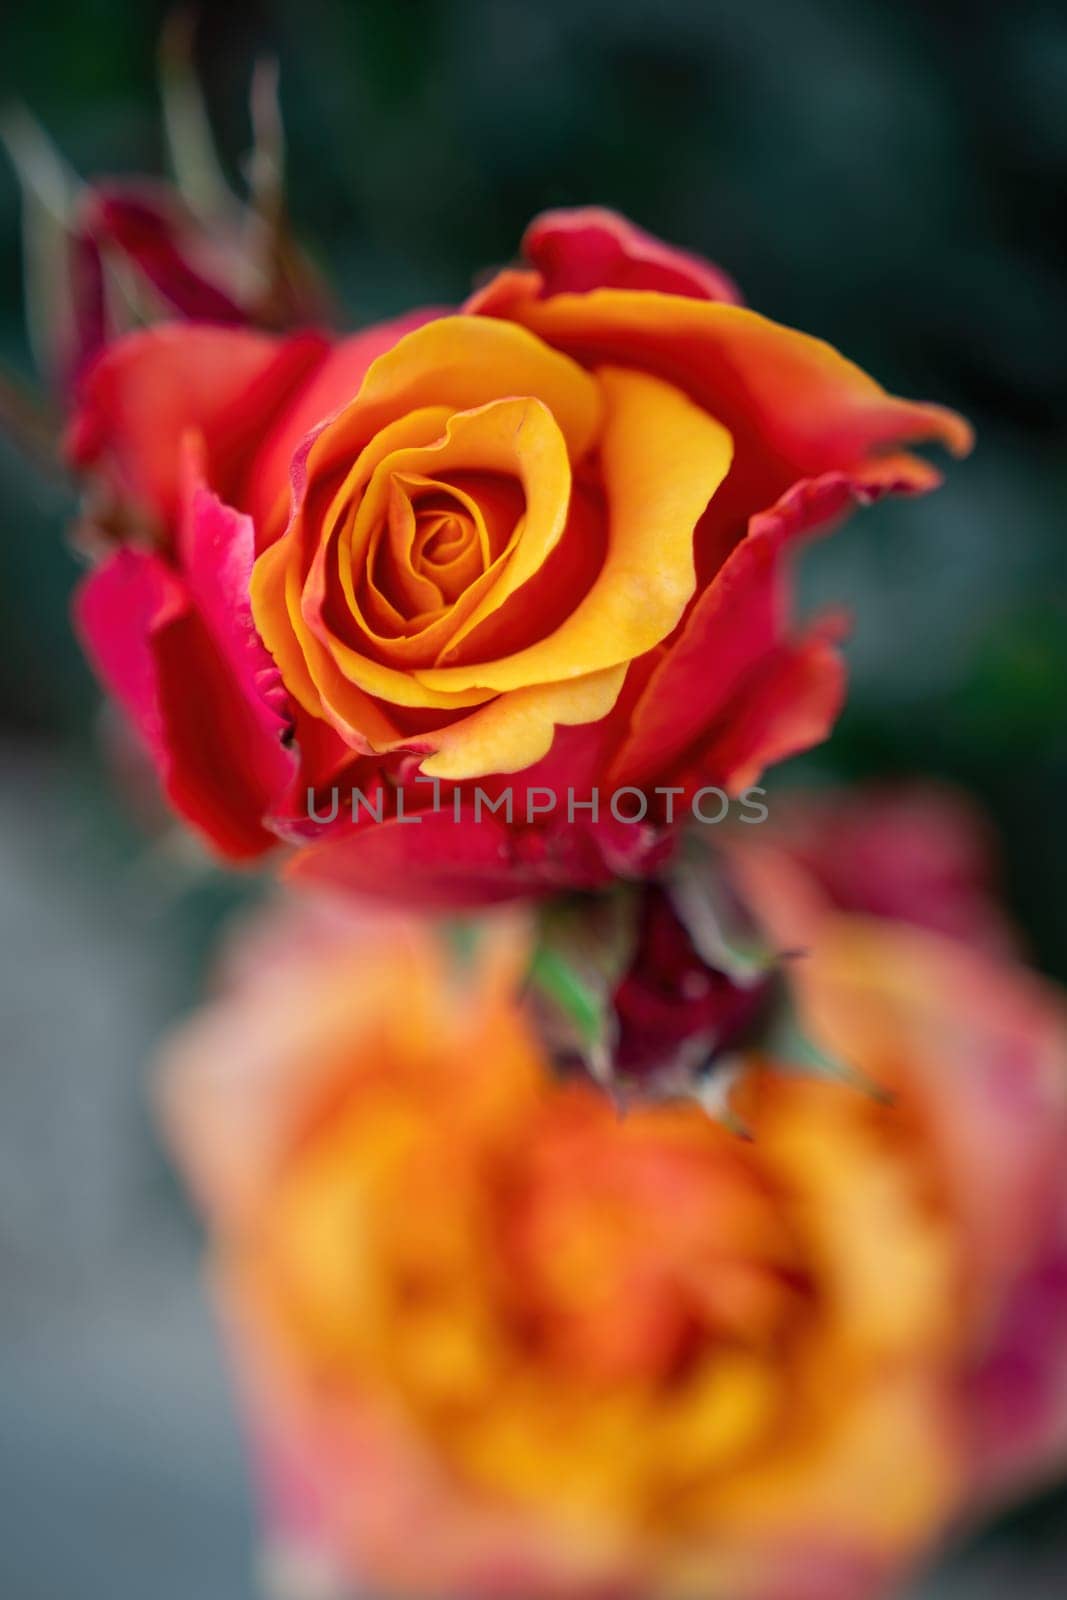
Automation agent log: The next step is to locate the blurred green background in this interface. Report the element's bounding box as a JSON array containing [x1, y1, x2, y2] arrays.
[[0, 2, 1064, 1597]]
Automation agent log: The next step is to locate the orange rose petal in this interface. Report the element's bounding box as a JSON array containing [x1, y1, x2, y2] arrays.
[[309, 398, 574, 708], [703, 1370, 958, 1554], [391, 482, 484, 600], [315, 643, 492, 733], [338, 475, 525, 652], [436, 478, 608, 669], [380, 479, 449, 614], [487, 288, 973, 471], [415, 663, 627, 781], [341, 397, 568, 618], [249, 537, 326, 719], [247, 310, 446, 542], [325, 405, 457, 610], [320, 409, 464, 649], [354, 548, 502, 663], [464, 266, 543, 316], [313, 314, 603, 478], [800, 920, 1067, 1321], [413, 366, 733, 694], [252, 408, 471, 733], [285, 401, 507, 697], [395, 400, 577, 661], [252, 537, 406, 750]]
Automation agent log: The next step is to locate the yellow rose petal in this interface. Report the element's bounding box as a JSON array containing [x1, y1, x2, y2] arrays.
[[415, 663, 626, 780], [412, 366, 734, 694]]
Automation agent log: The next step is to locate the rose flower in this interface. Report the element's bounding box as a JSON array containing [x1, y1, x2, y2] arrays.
[[70, 208, 970, 900], [161, 884, 1067, 1600]]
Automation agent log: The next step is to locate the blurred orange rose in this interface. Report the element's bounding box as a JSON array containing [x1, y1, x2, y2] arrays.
[[161, 881, 1067, 1600]]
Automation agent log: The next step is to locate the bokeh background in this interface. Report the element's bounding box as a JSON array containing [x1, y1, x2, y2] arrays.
[[1, 2, 1065, 1595]]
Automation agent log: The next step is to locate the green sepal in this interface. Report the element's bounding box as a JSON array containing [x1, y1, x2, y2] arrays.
[[760, 986, 894, 1105], [667, 835, 776, 988], [525, 890, 638, 1083]]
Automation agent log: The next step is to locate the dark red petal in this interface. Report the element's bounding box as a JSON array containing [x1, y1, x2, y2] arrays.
[[766, 785, 1020, 956], [968, 1242, 1067, 1504], [178, 459, 292, 732], [612, 468, 923, 792], [74, 546, 186, 766], [84, 185, 248, 324], [75, 546, 294, 860], [692, 619, 847, 793], [522, 207, 742, 303], [286, 806, 533, 906]]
